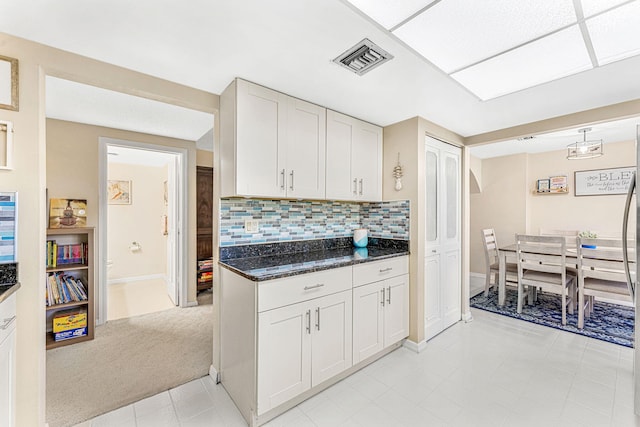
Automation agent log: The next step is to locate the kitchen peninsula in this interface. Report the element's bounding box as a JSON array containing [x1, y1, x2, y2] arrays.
[[220, 237, 409, 426]]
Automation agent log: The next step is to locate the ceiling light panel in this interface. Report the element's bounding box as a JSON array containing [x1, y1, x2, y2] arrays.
[[345, 0, 436, 30], [392, 0, 576, 73], [586, 1, 640, 65], [579, 0, 629, 18], [450, 25, 592, 100]]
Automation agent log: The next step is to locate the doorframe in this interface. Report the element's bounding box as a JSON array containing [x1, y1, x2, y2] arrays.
[[97, 137, 189, 325]]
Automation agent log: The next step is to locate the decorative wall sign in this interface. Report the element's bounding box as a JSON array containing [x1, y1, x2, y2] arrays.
[[574, 166, 634, 196], [549, 175, 568, 193], [0, 55, 19, 111]]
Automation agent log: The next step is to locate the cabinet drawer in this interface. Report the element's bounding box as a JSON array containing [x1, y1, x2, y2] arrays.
[[353, 256, 408, 287], [258, 266, 351, 312], [0, 293, 17, 344]]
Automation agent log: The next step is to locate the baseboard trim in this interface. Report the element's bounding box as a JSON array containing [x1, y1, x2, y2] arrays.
[[209, 365, 220, 383], [403, 339, 428, 353], [107, 274, 166, 285], [462, 311, 474, 322], [185, 300, 198, 307]]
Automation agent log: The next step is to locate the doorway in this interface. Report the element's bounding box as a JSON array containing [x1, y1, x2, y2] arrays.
[[98, 137, 188, 325], [424, 136, 462, 341]]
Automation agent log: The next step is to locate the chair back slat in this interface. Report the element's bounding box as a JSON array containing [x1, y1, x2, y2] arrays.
[[516, 234, 567, 277], [481, 228, 499, 265], [577, 237, 636, 297]]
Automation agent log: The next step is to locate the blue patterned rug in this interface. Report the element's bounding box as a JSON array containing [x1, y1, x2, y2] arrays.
[[470, 288, 634, 348]]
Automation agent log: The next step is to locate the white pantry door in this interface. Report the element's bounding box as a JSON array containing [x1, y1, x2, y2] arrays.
[[424, 136, 461, 341]]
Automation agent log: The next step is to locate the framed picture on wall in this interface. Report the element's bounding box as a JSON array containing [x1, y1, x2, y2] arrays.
[[549, 175, 568, 193], [0, 55, 18, 111], [107, 180, 132, 205], [536, 179, 550, 193]]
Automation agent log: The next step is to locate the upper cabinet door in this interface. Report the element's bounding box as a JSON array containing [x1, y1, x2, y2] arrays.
[[236, 79, 287, 198], [286, 98, 326, 200], [326, 110, 355, 200], [326, 110, 382, 202], [352, 122, 382, 202]]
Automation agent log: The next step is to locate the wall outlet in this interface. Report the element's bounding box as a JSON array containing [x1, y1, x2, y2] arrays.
[[245, 219, 259, 233]]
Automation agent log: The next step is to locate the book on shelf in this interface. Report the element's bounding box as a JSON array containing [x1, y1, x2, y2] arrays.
[[198, 257, 214, 270], [198, 271, 213, 283], [46, 240, 87, 268], [46, 272, 88, 306]]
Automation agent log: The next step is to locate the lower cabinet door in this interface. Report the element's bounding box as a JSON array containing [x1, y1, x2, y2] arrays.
[[383, 275, 409, 346], [0, 329, 16, 427], [311, 290, 352, 386], [257, 302, 311, 415], [352, 282, 384, 364]]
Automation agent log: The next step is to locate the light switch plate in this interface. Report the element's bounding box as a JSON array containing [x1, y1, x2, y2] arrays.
[[245, 219, 259, 233]]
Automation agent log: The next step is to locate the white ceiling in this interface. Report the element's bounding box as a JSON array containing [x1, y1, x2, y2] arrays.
[[107, 144, 175, 168], [46, 77, 214, 142], [470, 115, 640, 159], [348, 0, 640, 100], [2, 0, 640, 144]]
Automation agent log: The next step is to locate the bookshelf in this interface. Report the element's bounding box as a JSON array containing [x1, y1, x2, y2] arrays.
[[197, 166, 213, 291], [45, 227, 95, 350]]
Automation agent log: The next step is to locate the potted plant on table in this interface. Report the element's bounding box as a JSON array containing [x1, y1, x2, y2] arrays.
[[579, 230, 598, 248]]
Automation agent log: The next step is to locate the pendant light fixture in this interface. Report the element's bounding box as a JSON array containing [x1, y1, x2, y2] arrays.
[[567, 127, 603, 160]]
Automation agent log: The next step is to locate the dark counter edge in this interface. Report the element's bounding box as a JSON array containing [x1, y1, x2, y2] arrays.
[[220, 250, 409, 282], [0, 282, 21, 304]]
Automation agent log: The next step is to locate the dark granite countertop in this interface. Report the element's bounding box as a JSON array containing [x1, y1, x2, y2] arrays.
[[0, 282, 20, 304], [220, 238, 409, 281]]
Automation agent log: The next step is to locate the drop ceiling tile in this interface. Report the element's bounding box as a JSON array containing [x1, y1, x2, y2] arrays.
[[345, 0, 436, 30], [587, 0, 640, 65], [579, 0, 629, 18], [392, 0, 576, 73], [450, 25, 592, 100]]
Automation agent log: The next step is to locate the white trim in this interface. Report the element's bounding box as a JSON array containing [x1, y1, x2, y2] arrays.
[[185, 300, 199, 307], [402, 339, 428, 353], [107, 274, 166, 285], [98, 137, 189, 326], [462, 311, 474, 322], [209, 365, 220, 384]]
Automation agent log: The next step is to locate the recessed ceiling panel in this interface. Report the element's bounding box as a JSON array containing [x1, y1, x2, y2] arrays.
[[450, 25, 592, 100], [392, 0, 576, 73], [345, 0, 436, 30], [587, 1, 640, 65], [579, 0, 629, 18]]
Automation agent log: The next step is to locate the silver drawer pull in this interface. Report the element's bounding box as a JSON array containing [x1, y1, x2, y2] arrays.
[[379, 267, 393, 273], [0, 316, 16, 330], [304, 284, 325, 291]]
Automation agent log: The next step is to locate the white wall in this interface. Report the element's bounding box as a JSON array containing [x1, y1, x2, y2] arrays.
[[107, 162, 168, 280]]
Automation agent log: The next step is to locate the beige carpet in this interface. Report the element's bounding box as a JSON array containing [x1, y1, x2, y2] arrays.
[[107, 278, 175, 321], [46, 290, 213, 427]]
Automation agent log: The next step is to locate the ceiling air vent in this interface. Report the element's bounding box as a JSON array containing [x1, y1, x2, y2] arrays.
[[333, 38, 393, 76]]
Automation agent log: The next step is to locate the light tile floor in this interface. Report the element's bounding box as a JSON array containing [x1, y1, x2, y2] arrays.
[[74, 308, 640, 426]]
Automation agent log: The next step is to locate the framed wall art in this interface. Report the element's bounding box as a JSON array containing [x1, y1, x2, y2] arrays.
[[0, 55, 19, 111], [575, 166, 634, 196], [108, 180, 132, 205]]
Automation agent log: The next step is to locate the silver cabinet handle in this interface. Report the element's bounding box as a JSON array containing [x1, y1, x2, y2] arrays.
[[316, 307, 320, 331], [379, 267, 393, 273], [359, 178, 363, 196], [306, 310, 311, 334], [289, 170, 294, 191], [387, 286, 391, 305], [304, 283, 325, 291], [0, 316, 16, 330], [353, 178, 358, 195], [280, 169, 286, 190], [381, 288, 385, 307]]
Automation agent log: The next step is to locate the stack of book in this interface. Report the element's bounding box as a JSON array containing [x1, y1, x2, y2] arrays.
[[199, 271, 213, 283], [52, 309, 88, 341], [46, 240, 87, 268], [198, 257, 214, 270], [46, 272, 88, 306]]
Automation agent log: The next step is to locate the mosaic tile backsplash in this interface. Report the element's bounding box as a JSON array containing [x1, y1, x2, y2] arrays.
[[220, 199, 409, 246]]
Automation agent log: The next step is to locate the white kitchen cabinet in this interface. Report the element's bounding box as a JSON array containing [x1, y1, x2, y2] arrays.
[[257, 289, 352, 414], [0, 292, 17, 427], [326, 109, 382, 202], [221, 78, 326, 199], [352, 257, 409, 364]]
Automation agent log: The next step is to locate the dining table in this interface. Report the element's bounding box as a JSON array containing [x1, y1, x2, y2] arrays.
[[497, 243, 579, 306], [497, 241, 635, 306]]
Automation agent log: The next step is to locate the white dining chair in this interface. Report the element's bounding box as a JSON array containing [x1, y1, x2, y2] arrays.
[[576, 237, 635, 329], [481, 228, 517, 296], [516, 234, 576, 325]]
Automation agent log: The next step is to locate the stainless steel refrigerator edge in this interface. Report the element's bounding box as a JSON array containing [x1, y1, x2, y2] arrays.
[[634, 124, 640, 414]]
